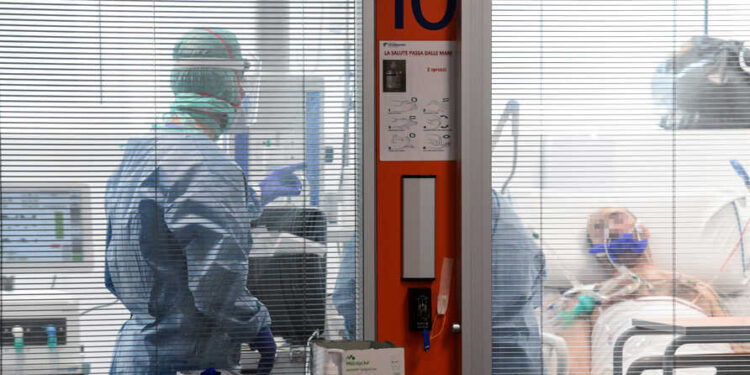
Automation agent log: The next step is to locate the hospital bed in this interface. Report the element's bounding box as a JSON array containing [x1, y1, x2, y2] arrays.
[[511, 165, 750, 375], [613, 316, 750, 375]]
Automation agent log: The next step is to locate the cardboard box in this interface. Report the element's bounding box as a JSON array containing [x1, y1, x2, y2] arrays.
[[312, 341, 405, 375]]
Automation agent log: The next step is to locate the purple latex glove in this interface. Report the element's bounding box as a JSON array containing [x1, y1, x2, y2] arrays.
[[248, 327, 276, 375], [259, 162, 304, 206]]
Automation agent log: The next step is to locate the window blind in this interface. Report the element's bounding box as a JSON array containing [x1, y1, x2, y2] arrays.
[[1, 1, 363, 374], [492, 1, 750, 374]]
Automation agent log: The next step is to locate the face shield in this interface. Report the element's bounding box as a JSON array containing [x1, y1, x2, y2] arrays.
[[234, 55, 261, 132], [172, 54, 261, 134]]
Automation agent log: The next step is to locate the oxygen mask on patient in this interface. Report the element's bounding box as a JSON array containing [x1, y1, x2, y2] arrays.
[[587, 210, 649, 269], [589, 231, 648, 268], [547, 217, 652, 329], [588, 221, 650, 299]]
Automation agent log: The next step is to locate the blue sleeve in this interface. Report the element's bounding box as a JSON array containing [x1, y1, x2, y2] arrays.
[[163, 161, 271, 343], [491, 189, 544, 309], [332, 236, 356, 339], [490, 189, 544, 374]]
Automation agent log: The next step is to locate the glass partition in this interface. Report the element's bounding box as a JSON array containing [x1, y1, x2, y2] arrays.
[[491, 1, 750, 374], [1, 1, 364, 374]]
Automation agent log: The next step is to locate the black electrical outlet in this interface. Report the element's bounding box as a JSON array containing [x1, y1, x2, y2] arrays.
[[408, 288, 432, 331]]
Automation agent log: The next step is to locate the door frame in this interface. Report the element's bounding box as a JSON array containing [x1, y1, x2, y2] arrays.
[[362, 0, 377, 341], [458, 0, 493, 373]]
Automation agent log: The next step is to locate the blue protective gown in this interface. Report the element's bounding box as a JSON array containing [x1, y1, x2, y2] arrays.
[[491, 189, 545, 374], [105, 133, 270, 375], [331, 237, 356, 339]]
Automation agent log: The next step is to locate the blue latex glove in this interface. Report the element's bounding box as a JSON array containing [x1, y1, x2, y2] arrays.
[[259, 162, 304, 206], [249, 327, 276, 375]]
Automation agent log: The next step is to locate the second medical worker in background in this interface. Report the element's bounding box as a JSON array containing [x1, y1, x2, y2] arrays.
[[105, 28, 301, 375]]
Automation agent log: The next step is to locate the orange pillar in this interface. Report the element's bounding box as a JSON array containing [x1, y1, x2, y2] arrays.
[[375, 1, 459, 374]]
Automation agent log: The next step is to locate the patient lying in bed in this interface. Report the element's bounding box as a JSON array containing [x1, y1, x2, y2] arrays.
[[548, 207, 733, 375]]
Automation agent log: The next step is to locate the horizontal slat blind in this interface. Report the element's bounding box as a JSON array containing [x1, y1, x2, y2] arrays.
[[1, 1, 362, 374], [492, 1, 750, 374]]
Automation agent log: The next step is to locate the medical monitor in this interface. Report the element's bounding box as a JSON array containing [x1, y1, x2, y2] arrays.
[[1, 184, 92, 272]]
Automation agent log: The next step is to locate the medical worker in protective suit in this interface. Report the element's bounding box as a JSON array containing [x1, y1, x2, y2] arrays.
[[491, 189, 545, 374], [105, 28, 291, 375]]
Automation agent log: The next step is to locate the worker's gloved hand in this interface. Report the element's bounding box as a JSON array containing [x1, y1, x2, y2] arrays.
[[259, 162, 304, 206], [249, 327, 276, 375]]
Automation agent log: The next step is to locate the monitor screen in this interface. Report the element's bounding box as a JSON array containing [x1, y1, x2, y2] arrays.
[[2, 190, 86, 263]]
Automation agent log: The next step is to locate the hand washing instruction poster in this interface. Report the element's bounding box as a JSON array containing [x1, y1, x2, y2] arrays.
[[380, 41, 456, 161]]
